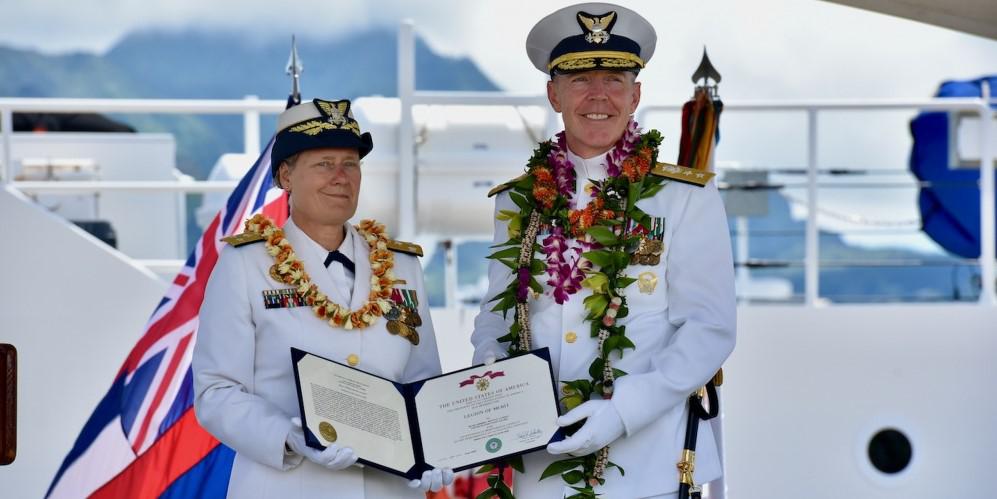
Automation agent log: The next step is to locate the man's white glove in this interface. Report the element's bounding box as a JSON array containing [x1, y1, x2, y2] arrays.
[[287, 417, 359, 471], [407, 467, 455, 492], [546, 400, 626, 456]]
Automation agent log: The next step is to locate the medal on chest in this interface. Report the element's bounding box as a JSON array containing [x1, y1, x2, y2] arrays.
[[385, 288, 421, 345]]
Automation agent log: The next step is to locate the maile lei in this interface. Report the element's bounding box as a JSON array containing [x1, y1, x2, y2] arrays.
[[245, 214, 398, 330], [477, 120, 667, 498]]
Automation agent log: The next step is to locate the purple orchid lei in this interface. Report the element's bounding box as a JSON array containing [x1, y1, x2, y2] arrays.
[[541, 119, 643, 304]]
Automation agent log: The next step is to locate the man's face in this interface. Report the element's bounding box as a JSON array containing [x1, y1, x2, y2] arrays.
[[547, 70, 641, 158], [279, 147, 362, 228]]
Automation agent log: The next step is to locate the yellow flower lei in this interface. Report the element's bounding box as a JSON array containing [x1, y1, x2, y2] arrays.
[[245, 214, 397, 330]]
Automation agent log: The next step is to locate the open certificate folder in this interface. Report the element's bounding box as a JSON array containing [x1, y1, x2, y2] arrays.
[[291, 347, 563, 480]]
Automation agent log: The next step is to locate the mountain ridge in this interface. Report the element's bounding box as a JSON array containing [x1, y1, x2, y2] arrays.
[[0, 28, 498, 178]]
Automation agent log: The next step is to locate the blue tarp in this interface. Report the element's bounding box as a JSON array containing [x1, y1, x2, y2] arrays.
[[910, 75, 997, 258]]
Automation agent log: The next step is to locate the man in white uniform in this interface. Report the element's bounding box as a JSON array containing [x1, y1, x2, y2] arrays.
[[472, 4, 736, 498], [194, 98, 453, 498]]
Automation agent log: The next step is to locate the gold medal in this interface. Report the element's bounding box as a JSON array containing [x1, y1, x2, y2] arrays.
[[269, 264, 282, 282], [318, 421, 338, 443], [637, 271, 658, 294], [387, 320, 420, 346], [476, 377, 490, 391], [632, 237, 664, 266], [399, 307, 422, 327], [410, 312, 422, 327]]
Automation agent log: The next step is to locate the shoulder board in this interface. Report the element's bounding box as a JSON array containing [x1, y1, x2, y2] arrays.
[[487, 173, 528, 198], [387, 239, 423, 257], [221, 231, 265, 247], [650, 162, 715, 187]]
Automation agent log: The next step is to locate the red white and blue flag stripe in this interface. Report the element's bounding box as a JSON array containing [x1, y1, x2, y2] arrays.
[[46, 137, 288, 499]]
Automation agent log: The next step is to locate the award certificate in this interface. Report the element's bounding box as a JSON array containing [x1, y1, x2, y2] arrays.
[[292, 347, 561, 480]]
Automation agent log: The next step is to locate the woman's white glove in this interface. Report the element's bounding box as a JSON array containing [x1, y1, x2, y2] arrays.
[[407, 468, 455, 492], [287, 417, 359, 471], [546, 400, 626, 456]]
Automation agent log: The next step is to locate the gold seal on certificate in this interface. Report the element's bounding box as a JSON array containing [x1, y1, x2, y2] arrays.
[[318, 421, 338, 443], [291, 347, 561, 480]]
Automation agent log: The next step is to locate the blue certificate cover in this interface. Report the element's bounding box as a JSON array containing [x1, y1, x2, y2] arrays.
[[291, 347, 562, 480]]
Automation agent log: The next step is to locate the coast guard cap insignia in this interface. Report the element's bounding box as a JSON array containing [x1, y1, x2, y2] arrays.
[[316, 99, 349, 126], [578, 11, 616, 44]]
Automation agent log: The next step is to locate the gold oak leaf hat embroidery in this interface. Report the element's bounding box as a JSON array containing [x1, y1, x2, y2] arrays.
[[271, 98, 374, 187], [526, 2, 657, 76]]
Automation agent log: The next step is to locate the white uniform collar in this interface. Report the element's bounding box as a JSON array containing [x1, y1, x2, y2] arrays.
[[567, 147, 612, 182], [282, 217, 363, 307], [283, 217, 354, 256]]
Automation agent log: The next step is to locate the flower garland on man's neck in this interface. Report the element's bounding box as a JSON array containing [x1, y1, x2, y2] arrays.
[[480, 119, 668, 498], [245, 214, 397, 330]]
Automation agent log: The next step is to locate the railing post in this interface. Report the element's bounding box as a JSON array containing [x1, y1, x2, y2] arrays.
[[444, 239, 458, 308], [805, 109, 820, 306], [978, 82, 995, 305], [397, 20, 417, 240], [243, 95, 261, 156], [736, 216, 750, 304], [1, 107, 13, 185]]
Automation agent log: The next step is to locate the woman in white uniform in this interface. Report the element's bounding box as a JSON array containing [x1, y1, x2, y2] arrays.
[[193, 98, 453, 498]]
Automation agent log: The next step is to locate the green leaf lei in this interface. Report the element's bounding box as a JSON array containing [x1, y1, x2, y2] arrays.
[[476, 128, 668, 498]]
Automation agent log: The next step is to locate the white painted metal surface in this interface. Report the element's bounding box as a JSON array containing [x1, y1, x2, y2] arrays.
[[0, 186, 168, 498]]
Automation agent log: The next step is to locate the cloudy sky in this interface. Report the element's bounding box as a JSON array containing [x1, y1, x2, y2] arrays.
[[1, 0, 995, 251], [2, 0, 994, 100]]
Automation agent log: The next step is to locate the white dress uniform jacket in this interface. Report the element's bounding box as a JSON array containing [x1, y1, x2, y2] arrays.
[[472, 151, 737, 498], [194, 217, 442, 499]]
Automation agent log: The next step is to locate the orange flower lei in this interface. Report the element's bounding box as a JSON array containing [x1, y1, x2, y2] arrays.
[[245, 214, 397, 330], [536, 148, 653, 237]]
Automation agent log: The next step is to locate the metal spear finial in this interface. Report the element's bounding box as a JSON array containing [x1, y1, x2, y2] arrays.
[[286, 35, 303, 105], [690, 46, 721, 87]]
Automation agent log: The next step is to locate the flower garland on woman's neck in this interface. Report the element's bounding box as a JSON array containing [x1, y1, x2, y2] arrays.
[[481, 119, 667, 497], [245, 214, 397, 330]]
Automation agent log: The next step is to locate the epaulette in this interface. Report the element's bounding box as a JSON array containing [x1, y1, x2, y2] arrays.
[[221, 231, 266, 247], [650, 162, 715, 187], [487, 173, 528, 198], [387, 239, 423, 257]]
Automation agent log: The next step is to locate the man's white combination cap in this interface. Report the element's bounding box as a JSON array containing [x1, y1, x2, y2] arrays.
[[526, 2, 656, 75]]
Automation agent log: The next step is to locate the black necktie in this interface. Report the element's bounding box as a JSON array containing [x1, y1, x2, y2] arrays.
[[324, 250, 355, 275]]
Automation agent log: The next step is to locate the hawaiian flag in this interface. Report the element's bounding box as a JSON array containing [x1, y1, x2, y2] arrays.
[[46, 136, 288, 498]]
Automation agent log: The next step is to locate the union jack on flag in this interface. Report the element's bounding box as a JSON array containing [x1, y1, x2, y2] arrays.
[[46, 137, 288, 498]]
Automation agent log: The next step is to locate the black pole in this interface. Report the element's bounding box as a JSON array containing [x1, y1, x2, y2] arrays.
[[677, 393, 700, 498], [677, 379, 720, 499]]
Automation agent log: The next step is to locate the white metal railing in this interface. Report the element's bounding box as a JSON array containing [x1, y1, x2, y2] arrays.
[[12, 181, 238, 193], [639, 95, 997, 307], [395, 20, 556, 242], [0, 96, 285, 186], [1, 29, 994, 307]]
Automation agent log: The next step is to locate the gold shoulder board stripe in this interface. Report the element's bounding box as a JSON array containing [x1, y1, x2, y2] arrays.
[[221, 231, 266, 247], [387, 240, 423, 257], [487, 173, 528, 198], [650, 162, 715, 187]]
